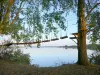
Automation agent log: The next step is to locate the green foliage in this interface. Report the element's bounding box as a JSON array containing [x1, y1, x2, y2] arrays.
[[0, 46, 30, 65], [0, 0, 75, 42], [89, 52, 100, 65], [87, 44, 100, 50], [86, 0, 100, 43], [11, 49, 30, 64], [85, 0, 100, 65], [0, 0, 99, 43], [87, 11, 100, 43], [89, 44, 100, 65]]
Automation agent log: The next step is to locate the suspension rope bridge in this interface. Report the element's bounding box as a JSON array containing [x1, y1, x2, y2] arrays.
[[0, 35, 68, 46], [0, 19, 78, 47]]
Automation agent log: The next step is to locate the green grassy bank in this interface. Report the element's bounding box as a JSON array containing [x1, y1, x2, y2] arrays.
[[0, 60, 100, 75]]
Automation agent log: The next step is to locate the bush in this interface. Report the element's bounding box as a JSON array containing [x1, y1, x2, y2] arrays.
[[89, 44, 100, 65], [0, 45, 31, 65], [89, 52, 100, 65]]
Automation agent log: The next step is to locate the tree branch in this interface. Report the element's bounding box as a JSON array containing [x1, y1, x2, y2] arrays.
[[85, 2, 100, 19], [87, 25, 99, 34], [3, 0, 15, 23], [10, 1, 23, 26]]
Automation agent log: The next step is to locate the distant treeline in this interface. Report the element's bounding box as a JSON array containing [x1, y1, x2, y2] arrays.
[[59, 45, 77, 49], [62, 44, 100, 50], [86, 44, 100, 50]]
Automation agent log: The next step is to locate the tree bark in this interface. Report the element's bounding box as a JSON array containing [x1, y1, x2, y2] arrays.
[[77, 0, 90, 65]]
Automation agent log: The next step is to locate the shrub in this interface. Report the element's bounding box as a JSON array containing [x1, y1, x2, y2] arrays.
[[0, 45, 31, 65], [89, 52, 100, 65]]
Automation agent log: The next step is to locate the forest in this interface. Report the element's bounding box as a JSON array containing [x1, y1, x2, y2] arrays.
[[0, 0, 100, 75]]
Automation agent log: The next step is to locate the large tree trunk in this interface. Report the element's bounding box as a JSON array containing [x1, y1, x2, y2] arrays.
[[77, 0, 90, 65]]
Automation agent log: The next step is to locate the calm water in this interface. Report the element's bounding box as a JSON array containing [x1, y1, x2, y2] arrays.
[[20, 47, 94, 67]]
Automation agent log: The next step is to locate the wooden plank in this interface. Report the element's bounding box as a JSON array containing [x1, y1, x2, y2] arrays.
[[42, 40, 50, 42], [69, 37, 77, 39], [51, 38, 59, 41], [60, 36, 68, 39]]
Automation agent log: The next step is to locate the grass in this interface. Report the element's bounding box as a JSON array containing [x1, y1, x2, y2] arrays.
[[0, 60, 100, 75]]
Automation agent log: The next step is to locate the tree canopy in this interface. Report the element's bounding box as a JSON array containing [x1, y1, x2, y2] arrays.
[[0, 0, 74, 42], [86, 0, 100, 43], [0, 0, 100, 43]]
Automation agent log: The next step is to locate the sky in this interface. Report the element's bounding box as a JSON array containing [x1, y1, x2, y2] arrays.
[[0, 12, 90, 46]]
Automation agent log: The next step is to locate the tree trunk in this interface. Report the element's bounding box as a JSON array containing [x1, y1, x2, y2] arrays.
[[77, 0, 90, 65]]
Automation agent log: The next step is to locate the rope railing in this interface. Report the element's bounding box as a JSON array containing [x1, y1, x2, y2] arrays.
[[0, 35, 68, 46]]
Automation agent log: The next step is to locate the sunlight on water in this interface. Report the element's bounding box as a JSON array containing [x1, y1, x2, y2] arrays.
[[20, 47, 94, 67]]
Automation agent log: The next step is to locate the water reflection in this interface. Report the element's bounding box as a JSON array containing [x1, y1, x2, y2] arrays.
[[21, 47, 94, 67]]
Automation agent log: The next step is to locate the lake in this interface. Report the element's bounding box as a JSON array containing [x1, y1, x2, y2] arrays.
[[20, 47, 95, 67]]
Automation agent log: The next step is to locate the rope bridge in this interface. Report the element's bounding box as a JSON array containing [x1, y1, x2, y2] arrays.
[[0, 35, 68, 46], [0, 20, 78, 46], [0, 23, 69, 46]]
